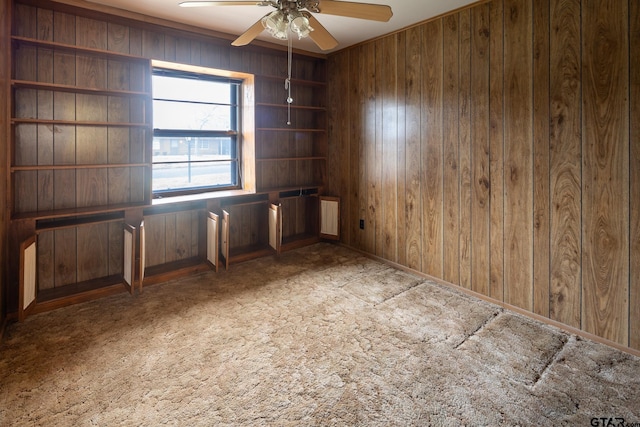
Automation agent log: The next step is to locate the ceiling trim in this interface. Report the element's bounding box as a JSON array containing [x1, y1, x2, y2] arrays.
[[38, 0, 327, 58]]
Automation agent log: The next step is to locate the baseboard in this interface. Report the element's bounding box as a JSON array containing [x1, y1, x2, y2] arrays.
[[338, 243, 640, 359]]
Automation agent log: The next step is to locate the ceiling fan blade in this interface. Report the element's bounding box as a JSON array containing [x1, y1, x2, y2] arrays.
[[306, 15, 338, 51], [231, 17, 267, 46], [318, 0, 392, 22], [179, 1, 265, 7]]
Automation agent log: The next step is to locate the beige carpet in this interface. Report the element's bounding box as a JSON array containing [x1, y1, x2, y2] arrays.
[[1, 243, 639, 426]]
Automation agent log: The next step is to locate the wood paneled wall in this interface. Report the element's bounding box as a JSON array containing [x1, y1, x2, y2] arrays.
[[6, 0, 325, 313], [327, 0, 640, 350], [1, 0, 11, 327]]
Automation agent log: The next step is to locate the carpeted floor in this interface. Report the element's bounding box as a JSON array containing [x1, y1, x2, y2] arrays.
[[1, 243, 639, 426]]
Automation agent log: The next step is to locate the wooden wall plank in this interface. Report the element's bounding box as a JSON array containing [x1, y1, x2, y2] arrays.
[[549, 0, 582, 328], [458, 9, 472, 289], [630, 0, 640, 351], [165, 214, 177, 263], [327, 51, 350, 244], [175, 211, 192, 261], [364, 42, 377, 255], [443, 13, 460, 285], [373, 39, 384, 257], [108, 221, 123, 276], [77, 223, 108, 282], [37, 231, 54, 290], [503, 0, 533, 310], [470, 3, 490, 296], [76, 169, 108, 207], [54, 228, 76, 287], [395, 31, 407, 267], [145, 214, 166, 267], [404, 26, 422, 271], [382, 34, 398, 263], [106, 22, 129, 54], [581, 0, 629, 345], [348, 47, 363, 250], [421, 20, 444, 278], [489, 0, 505, 301], [532, 0, 551, 317]]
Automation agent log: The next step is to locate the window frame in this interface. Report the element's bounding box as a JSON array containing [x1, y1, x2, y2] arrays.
[[150, 62, 244, 198]]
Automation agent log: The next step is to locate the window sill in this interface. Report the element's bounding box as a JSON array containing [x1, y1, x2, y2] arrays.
[[151, 189, 255, 206]]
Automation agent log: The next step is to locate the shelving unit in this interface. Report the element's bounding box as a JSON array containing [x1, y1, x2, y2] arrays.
[[7, 1, 329, 318], [9, 34, 152, 310], [254, 74, 326, 194], [10, 35, 152, 218]]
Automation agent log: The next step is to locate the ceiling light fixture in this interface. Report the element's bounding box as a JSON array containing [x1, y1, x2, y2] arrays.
[[261, 5, 315, 125]]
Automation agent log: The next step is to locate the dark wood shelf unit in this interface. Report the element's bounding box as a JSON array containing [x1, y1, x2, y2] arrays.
[[11, 202, 147, 222], [11, 79, 150, 98], [11, 118, 150, 127], [11, 163, 150, 172], [11, 35, 151, 63]]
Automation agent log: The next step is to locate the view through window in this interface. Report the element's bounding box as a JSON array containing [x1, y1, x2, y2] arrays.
[[152, 67, 241, 195]]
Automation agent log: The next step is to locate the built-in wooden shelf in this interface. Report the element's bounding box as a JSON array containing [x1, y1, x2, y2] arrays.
[[11, 163, 149, 172], [12, 79, 150, 98], [12, 36, 151, 63], [11, 118, 150, 127], [256, 157, 325, 162], [256, 128, 326, 132], [11, 202, 147, 222], [256, 102, 326, 111]]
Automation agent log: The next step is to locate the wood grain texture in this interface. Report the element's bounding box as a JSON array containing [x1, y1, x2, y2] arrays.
[[348, 47, 363, 250], [581, 0, 629, 345], [442, 13, 460, 285], [458, 9, 472, 289], [364, 42, 377, 255], [421, 20, 444, 278], [37, 231, 54, 290], [325, 0, 637, 351], [630, 0, 640, 351], [503, 0, 533, 310], [144, 214, 166, 267], [470, 3, 490, 295], [532, 0, 550, 317], [382, 34, 398, 263], [395, 31, 407, 267], [404, 26, 422, 271], [77, 223, 108, 282], [373, 39, 384, 257], [489, 0, 504, 301], [54, 228, 76, 287], [549, 0, 581, 328]]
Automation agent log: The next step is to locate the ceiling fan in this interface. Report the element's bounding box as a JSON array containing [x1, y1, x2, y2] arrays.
[[178, 1, 393, 51]]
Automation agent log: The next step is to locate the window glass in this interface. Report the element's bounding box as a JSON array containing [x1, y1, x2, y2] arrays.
[[152, 68, 240, 195]]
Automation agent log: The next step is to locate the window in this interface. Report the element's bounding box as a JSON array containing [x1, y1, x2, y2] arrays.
[[152, 66, 241, 195]]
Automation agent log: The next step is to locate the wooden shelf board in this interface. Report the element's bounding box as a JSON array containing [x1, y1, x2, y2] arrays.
[[12, 202, 148, 221], [229, 244, 274, 264], [12, 79, 150, 98], [256, 75, 326, 87], [143, 258, 212, 286], [259, 185, 324, 194], [11, 118, 150, 127], [256, 157, 326, 162], [256, 102, 326, 111], [257, 128, 326, 132], [33, 275, 125, 314], [282, 234, 319, 251], [12, 36, 150, 63], [12, 163, 150, 172]]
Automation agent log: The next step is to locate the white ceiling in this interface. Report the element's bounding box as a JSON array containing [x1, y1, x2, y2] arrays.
[[82, 0, 479, 54]]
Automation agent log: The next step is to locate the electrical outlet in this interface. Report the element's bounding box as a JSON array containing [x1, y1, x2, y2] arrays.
[[359, 219, 365, 230]]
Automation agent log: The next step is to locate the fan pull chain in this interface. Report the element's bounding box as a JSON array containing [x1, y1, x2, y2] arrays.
[[285, 30, 293, 126]]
